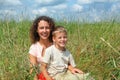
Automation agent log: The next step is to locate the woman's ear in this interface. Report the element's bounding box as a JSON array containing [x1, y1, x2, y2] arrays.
[[36, 29, 38, 33]]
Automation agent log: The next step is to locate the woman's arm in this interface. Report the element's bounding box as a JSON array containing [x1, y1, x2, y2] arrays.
[[29, 54, 37, 73], [29, 54, 38, 80], [41, 62, 53, 80]]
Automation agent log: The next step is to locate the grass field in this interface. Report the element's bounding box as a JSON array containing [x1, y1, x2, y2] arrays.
[[0, 19, 120, 80]]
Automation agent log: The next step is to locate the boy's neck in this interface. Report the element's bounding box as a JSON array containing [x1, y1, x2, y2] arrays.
[[54, 44, 66, 51]]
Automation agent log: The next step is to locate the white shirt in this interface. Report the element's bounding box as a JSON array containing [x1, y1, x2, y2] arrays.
[[43, 45, 76, 77], [29, 42, 44, 63]]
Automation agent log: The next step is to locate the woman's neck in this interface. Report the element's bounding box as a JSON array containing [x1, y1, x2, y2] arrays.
[[39, 39, 52, 48]]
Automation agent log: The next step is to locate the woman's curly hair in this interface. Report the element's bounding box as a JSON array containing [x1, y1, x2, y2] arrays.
[[30, 16, 55, 44]]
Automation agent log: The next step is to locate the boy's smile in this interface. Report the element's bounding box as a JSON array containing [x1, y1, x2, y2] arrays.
[[53, 32, 67, 51]]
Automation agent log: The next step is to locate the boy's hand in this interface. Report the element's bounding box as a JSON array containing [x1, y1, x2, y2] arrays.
[[71, 68, 84, 74]]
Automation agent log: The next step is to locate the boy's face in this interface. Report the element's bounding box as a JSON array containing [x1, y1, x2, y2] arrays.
[[53, 32, 67, 50]]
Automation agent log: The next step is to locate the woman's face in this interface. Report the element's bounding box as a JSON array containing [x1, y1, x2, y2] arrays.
[[37, 20, 51, 40]]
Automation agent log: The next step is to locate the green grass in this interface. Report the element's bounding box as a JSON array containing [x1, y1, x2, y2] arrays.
[[0, 19, 120, 80]]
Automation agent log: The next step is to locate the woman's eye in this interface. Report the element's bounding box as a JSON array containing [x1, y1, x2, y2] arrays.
[[46, 27, 50, 29]]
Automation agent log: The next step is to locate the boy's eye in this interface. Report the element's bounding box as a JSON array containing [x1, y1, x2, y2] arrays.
[[58, 37, 61, 39], [64, 36, 67, 38]]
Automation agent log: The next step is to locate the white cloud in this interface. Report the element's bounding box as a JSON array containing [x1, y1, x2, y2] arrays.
[[77, 0, 119, 4], [53, 4, 67, 9], [0, 10, 17, 17], [0, 0, 120, 22], [34, 0, 67, 7], [32, 8, 48, 15], [111, 3, 120, 12], [72, 4, 83, 12], [94, 0, 119, 2], [77, 0, 92, 4], [51, 10, 56, 13], [35, 0, 54, 4], [88, 9, 101, 22], [7, 0, 22, 5], [0, 0, 22, 6]]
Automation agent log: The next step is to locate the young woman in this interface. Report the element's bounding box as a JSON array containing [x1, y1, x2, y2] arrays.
[[41, 26, 92, 80], [28, 16, 55, 80]]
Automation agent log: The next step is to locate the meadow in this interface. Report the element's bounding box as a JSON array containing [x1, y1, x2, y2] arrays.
[[0, 19, 120, 80]]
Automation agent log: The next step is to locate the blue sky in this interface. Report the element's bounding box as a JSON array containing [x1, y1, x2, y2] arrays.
[[0, 0, 120, 22]]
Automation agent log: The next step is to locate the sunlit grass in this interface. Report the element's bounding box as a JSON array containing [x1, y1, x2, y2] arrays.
[[0, 19, 120, 80]]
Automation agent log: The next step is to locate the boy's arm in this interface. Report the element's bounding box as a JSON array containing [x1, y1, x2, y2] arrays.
[[68, 53, 84, 74], [41, 62, 53, 80]]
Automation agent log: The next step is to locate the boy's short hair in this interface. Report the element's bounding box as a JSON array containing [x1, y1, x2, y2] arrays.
[[52, 26, 67, 36]]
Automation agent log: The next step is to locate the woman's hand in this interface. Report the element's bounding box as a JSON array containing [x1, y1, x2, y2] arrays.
[[41, 62, 54, 80], [46, 76, 54, 80]]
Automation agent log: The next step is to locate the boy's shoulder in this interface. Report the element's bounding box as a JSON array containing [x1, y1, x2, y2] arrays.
[[46, 45, 71, 54], [46, 45, 54, 51]]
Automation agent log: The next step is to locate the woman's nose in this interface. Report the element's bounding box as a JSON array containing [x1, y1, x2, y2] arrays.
[[43, 28, 47, 32]]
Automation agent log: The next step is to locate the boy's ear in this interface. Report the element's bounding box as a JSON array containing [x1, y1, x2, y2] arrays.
[[52, 36, 55, 42]]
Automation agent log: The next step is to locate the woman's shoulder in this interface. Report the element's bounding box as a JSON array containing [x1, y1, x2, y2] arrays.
[[29, 42, 43, 56], [30, 42, 42, 48], [29, 42, 43, 52]]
